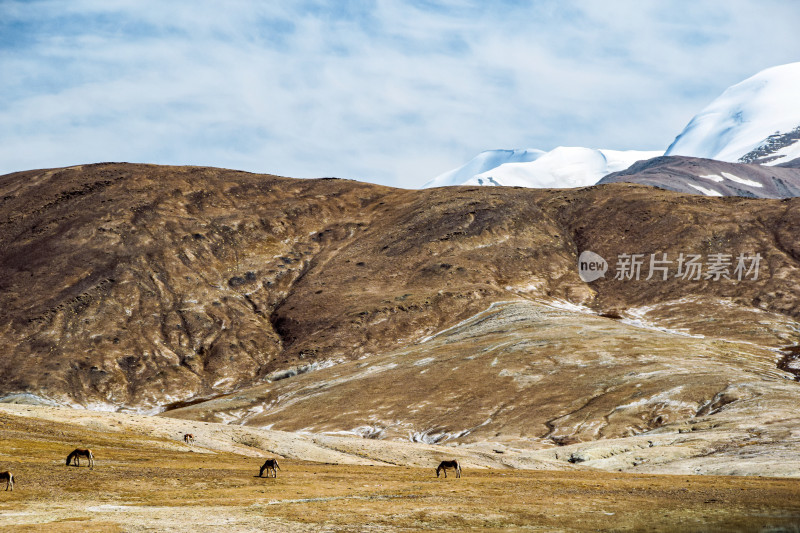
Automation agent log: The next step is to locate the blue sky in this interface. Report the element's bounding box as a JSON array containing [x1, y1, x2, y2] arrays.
[[1, 1, 799, 188]]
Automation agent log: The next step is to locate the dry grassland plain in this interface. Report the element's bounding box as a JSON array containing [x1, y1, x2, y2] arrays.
[[2, 405, 800, 532]]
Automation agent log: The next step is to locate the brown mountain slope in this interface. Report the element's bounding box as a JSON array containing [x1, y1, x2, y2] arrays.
[[1, 163, 800, 415], [0, 163, 584, 410], [163, 299, 800, 476]]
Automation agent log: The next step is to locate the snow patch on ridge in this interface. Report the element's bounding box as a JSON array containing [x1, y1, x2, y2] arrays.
[[620, 306, 705, 338], [688, 184, 723, 197], [720, 172, 762, 187], [538, 299, 597, 315]]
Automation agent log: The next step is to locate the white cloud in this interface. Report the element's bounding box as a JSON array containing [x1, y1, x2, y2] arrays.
[[1, 0, 799, 187]]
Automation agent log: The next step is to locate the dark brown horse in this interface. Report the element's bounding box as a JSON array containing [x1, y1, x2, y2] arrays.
[[0, 471, 13, 491], [259, 459, 280, 478], [436, 460, 461, 478], [66, 448, 94, 469], [184, 433, 195, 445]]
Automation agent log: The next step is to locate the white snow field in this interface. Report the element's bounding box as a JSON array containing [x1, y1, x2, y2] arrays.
[[423, 148, 545, 187], [425, 147, 661, 189]]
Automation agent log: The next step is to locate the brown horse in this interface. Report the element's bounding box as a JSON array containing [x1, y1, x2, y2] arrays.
[[436, 460, 461, 478], [0, 471, 13, 491], [184, 433, 195, 445], [259, 459, 280, 478], [66, 448, 94, 469]]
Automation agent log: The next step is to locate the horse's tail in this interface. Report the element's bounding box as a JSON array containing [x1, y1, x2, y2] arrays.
[[275, 461, 281, 470]]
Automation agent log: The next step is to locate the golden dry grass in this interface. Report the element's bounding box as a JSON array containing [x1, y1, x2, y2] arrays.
[[2, 409, 800, 531]]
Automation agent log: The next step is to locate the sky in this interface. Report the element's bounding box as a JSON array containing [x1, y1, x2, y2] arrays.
[[1, 1, 799, 188]]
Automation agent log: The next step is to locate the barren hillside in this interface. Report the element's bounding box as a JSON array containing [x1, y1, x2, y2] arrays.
[[2, 163, 800, 478]]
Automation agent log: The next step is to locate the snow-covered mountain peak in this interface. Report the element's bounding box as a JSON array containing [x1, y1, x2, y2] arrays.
[[665, 62, 800, 165], [426, 63, 800, 191], [423, 149, 545, 188], [425, 147, 661, 189]]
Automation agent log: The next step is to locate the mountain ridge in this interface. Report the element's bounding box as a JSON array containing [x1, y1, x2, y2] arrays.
[[429, 63, 800, 195], [4, 162, 800, 476], [598, 155, 800, 198], [3, 163, 800, 411]]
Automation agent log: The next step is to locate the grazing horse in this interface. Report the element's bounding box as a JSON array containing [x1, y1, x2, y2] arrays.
[[184, 433, 195, 445], [0, 471, 13, 491], [436, 460, 461, 478], [259, 459, 280, 478], [66, 448, 94, 469]]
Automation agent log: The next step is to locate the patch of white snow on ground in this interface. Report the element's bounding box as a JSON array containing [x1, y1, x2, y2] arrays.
[[721, 172, 763, 187], [688, 183, 723, 197], [620, 307, 705, 338], [417, 300, 518, 343], [614, 387, 697, 412], [538, 299, 597, 315], [700, 174, 724, 182], [362, 362, 399, 375], [324, 425, 386, 439], [408, 418, 492, 445], [237, 404, 266, 425]]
